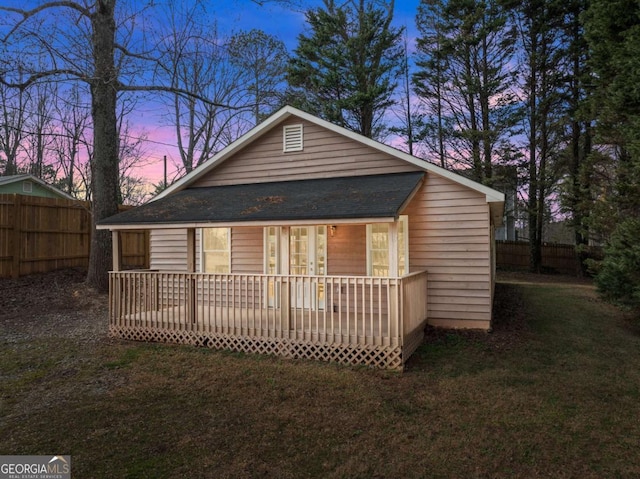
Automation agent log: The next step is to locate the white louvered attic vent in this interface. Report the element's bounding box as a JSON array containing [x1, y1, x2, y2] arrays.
[[283, 124, 303, 152]]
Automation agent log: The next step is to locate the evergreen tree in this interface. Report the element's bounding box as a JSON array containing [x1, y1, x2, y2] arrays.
[[583, 0, 640, 304], [413, 0, 449, 167], [287, 0, 403, 139], [558, 0, 594, 274], [413, 0, 519, 183], [512, 0, 566, 272]]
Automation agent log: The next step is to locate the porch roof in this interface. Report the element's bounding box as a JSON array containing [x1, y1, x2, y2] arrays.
[[98, 171, 425, 229]]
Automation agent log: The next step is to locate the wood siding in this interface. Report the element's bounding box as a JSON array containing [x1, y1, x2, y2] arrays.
[[150, 229, 191, 272], [327, 224, 366, 276], [147, 114, 496, 330], [231, 226, 263, 273], [404, 173, 492, 329], [191, 118, 421, 187], [151, 227, 263, 274]]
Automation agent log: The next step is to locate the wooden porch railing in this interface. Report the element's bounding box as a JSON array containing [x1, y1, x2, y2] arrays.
[[108, 270, 428, 369]]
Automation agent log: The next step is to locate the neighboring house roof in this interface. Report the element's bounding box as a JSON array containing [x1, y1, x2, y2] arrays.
[[99, 172, 425, 228], [0, 174, 74, 200]]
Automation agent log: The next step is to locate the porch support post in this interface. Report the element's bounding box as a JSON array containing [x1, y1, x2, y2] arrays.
[[186, 228, 196, 273], [112, 230, 122, 272], [389, 221, 399, 277], [111, 230, 122, 325], [279, 226, 291, 335], [186, 228, 196, 326], [388, 222, 400, 345]]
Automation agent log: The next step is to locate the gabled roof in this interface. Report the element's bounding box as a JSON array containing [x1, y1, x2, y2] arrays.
[[155, 106, 505, 209], [98, 172, 425, 229], [0, 174, 74, 200]]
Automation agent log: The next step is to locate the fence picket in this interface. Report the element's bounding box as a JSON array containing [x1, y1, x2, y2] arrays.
[[0, 194, 148, 277]]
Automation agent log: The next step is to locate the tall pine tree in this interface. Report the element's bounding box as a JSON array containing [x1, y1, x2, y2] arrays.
[[413, 0, 519, 184], [583, 0, 640, 305], [287, 0, 403, 139]]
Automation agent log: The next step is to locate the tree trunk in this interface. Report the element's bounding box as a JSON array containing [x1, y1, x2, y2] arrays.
[[465, 46, 482, 182], [86, 0, 120, 292], [528, 29, 541, 273], [481, 30, 492, 184]]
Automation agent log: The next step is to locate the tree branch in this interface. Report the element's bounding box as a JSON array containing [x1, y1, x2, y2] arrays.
[[0, 69, 84, 90], [117, 83, 246, 110], [0, 2, 90, 42]]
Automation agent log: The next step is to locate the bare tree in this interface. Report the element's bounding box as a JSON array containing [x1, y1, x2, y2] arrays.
[[23, 80, 57, 181], [52, 84, 92, 197], [389, 34, 421, 157], [0, 1, 239, 290], [414, 0, 519, 180], [228, 29, 288, 124], [155, 3, 251, 175], [0, 81, 27, 176], [116, 101, 153, 205]]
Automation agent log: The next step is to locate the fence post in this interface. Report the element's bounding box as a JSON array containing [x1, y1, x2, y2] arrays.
[[11, 194, 22, 278]]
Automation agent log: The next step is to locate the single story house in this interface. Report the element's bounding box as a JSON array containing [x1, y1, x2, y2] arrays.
[[98, 106, 504, 370], [0, 174, 74, 200]]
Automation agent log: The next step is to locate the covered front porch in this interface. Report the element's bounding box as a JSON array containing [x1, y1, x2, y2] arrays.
[[108, 270, 428, 370], [101, 172, 430, 369]]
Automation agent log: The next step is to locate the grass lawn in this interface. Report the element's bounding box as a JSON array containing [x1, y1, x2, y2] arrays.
[[1, 272, 640, 478]]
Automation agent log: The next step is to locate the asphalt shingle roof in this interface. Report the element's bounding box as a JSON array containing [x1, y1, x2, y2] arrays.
[[99, 171, 425, 226]]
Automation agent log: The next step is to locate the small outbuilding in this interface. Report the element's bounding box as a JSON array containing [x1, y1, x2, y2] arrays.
[[98, 106, 504, 370]]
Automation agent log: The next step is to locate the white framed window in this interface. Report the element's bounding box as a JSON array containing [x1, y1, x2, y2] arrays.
[[202, 227, 230, 273], [366, 216, 408, 277], [283, 124, 303, 152], [264, 226, 280, 275], [264, 227, 281, 308], [22, 181, 33, 193]]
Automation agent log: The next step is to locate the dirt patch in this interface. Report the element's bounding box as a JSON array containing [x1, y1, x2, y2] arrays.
[[421, 280, 530, 354], [0, 268, 108, 342]]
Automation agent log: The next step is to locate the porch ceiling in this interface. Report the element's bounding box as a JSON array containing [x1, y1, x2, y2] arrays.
[[98, 171, 425, 228]]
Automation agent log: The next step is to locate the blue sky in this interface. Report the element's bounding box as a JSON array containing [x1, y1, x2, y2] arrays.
[[216, 1, 421, 50]]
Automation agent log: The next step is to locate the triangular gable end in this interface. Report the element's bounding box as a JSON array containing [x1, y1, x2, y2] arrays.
[[155, 106, 504, 223]]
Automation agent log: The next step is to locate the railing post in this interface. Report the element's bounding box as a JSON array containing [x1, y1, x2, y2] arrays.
[[388, 279, 399, 346], [280, 277, 290, 335], [189, 274, 196, 326]]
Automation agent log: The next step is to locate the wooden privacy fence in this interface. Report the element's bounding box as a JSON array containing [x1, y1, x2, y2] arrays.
[[0, 194, 148, 278], [496, 240, 603, 275]]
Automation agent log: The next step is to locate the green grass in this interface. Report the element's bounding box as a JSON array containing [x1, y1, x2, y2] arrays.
[[2, 276, 640, 478]]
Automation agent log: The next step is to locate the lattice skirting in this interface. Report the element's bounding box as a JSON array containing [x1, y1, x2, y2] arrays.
[[110, 326, 404, 370]]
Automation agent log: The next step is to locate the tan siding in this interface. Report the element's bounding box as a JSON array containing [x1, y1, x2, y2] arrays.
[[405, 172, 492, 329], [231, 227, 263, 273], [192, 119, 420, 187], [150, 229, 188, 271], [327, 224, 366, 275]]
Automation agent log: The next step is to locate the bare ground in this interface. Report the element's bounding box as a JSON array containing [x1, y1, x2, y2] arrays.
[[0, 268, 108, 343]]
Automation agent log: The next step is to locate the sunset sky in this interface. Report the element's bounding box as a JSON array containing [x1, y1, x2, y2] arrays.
[[127, 0, 422, 186]]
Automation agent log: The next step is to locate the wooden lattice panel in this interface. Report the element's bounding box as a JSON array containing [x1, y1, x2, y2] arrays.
[[110, 326, 404, 370]]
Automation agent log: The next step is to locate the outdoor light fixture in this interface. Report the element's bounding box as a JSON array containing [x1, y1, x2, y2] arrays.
[[329, 225, 336, 237]]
